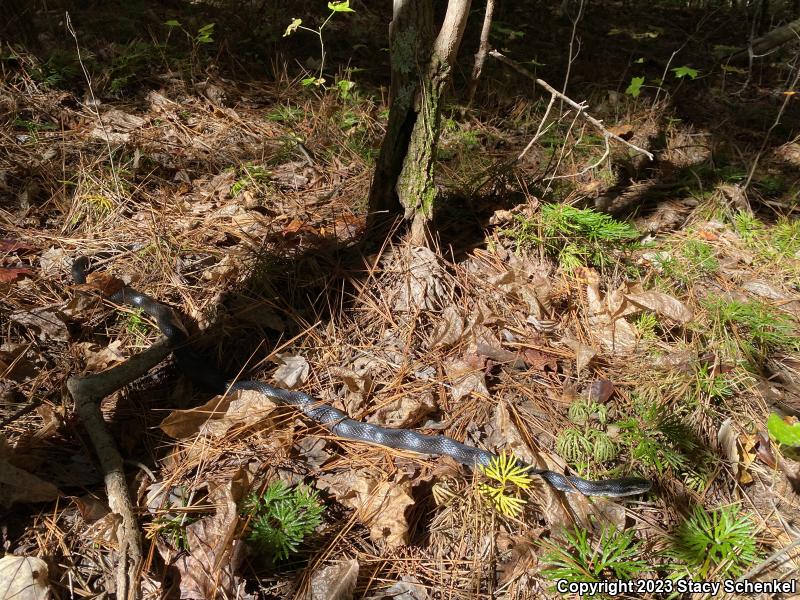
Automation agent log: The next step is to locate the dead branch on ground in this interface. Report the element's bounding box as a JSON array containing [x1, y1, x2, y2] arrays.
[[66, 338, 172, 600]]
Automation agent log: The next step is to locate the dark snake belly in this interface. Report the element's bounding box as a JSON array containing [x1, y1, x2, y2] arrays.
[[72, 257, 651, 498]]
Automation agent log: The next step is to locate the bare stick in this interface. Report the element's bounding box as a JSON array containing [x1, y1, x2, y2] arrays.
[[742, 52, 800, 194], [466, 0, 495, 106], [65, 12, 122, 199], [67, 338, 172, 600], [489, 50, 654, 161], [560, 0, 586, 106]]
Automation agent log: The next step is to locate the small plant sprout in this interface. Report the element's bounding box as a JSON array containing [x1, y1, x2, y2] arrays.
[[667, 505, 759, 579], [478, 451, 532, 517], [284, 1, 355, 88], [242, 481, 324, 562], [540, 526, 648, 584]]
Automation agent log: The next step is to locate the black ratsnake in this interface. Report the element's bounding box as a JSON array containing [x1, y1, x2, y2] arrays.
[[72, 257, 651, 498]]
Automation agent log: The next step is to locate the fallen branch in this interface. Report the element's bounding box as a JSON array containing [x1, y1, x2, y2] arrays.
[[727, 16, 800, 63], [66, 338, 172, 600], [489, 50, 654, 161], [467, 51, 654, 195]]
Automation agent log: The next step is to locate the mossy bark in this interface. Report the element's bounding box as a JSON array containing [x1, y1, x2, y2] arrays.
[[367, 0, 472, 246]]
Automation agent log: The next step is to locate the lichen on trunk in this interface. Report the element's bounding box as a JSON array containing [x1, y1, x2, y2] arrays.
[[367, 0, 472, 246]]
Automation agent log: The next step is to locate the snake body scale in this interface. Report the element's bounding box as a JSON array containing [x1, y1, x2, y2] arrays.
[[72, 257, 651, 498]]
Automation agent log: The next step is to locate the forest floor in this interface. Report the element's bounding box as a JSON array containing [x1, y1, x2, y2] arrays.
[[1, 1, 799, 598]]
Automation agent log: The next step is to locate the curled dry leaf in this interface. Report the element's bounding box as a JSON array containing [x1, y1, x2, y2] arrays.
[[0, 459, 60, 507], [366, 576, 429, 600], [587, 379, 615, 404], [754, 432, 777, 469], [486, 403, 535, 464], [497, 532, 540, 588], [0, 556, 50, 600], [89, 108, 146, 144], [0, 267, 34, 282], [429, 305, 464, 348], [38, 247, 70, 276], [160, 389, 278, 439], [272, 354, 310, 389], [201, 255, 238, 283], [719, 419, 756, 485], [584, 274, 638, 353], [369, 390, 437, 429], [317, 471, 414, 548], [469, 324, 517, 363], [77, 340, 126, 371], [392, 246, 448, 313], [444, 356, 489, 401], [310, 558, 360, 600], [10, 307, 70, 342], [561, 337, 597, 374], [172, 474, 248, 600], [624, 290, 693, 324], [0, 238, 37, 254]]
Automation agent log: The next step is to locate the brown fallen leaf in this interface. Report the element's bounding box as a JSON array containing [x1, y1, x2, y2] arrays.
[[608, 124, 634, 139], [0, 267, 34, 282], [718, 418, 749, 483], [366, 576, 429, 600], [317, 471, 414, 548], [272, 354, 310, 389], [444, 357, 490, 400], [310, 558, 359, 600], [469, 324, 518, 362], [624, 290, 693, 324], [0, 459, 60, 507], [369, 390, 436, 429], [172, 475, 247, 600], [562, 337, 597, 374], [754, 431, 777, 469], [521, 347, 558, 372], [392, 246, 448, 313], [429, 305, 464, 348], [0, 556, 50, 600], [10, 307, 70, 342], [587, 379, 615, 403], [160, 389, 278, 439], [77, 340, 127, 371], [497, 532, 540, 588], [0, 239, 37, 254], [583, 273, 638, 353]]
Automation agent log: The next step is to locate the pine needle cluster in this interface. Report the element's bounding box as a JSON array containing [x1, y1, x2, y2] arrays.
[[542, 204, 640, 272]]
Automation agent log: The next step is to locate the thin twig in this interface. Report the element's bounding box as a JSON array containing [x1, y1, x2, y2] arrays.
[[742, 51, 800, 193], [736, 535, 800, 582], [560, 0, 585, 106], [466, 0, 495, 106], [64, 13, 122, 199], [489, 50, 654, 161]]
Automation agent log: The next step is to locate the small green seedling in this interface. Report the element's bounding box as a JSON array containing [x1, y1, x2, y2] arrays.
[[242, 481, 324, 561], [284, 1, 355, 89]]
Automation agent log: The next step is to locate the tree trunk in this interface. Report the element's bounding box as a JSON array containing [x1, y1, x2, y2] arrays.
[[367, 0, 473, 245]]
